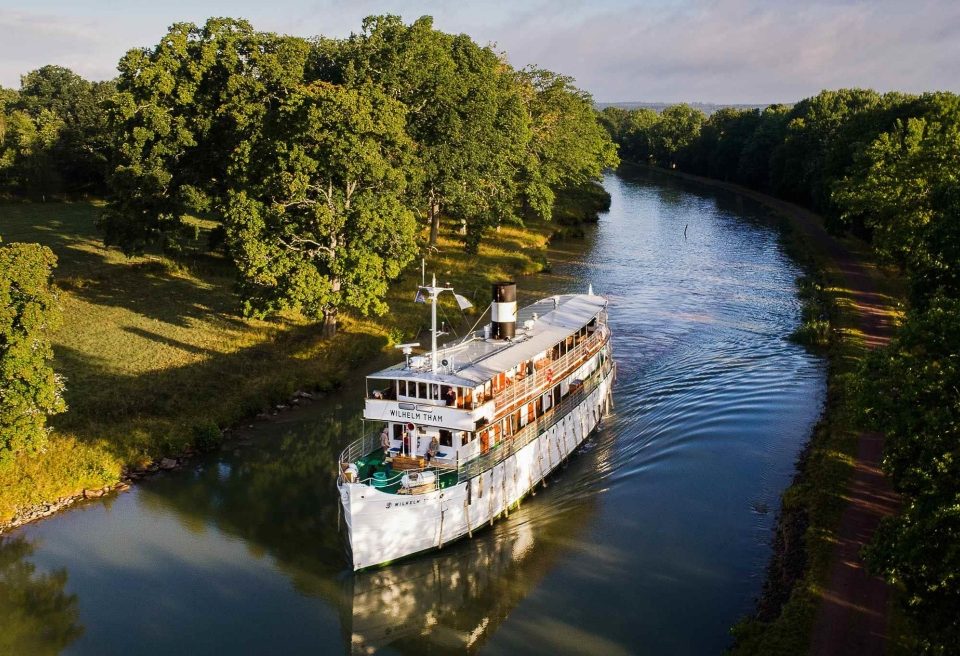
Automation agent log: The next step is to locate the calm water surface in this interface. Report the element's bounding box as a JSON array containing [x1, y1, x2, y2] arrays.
[[7, 168, 825, 655]]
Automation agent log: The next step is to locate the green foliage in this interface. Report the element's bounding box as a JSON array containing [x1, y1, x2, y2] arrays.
[[324, 16, 615, 250], [101, 18, 311, 253], [518, 68, 619, 221], [788, 276, 831, 349], [0, 241, 65, 466], [834, 93, 960, 304], [857, 297, 960, 654], [224, 81, 418, 332], [0, 66, 114, 197], [649, 104, 706, 167], [103, 13, 616, 271]]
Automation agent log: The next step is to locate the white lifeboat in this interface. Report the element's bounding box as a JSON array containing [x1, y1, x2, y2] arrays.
[[401, 470, 436, 489]]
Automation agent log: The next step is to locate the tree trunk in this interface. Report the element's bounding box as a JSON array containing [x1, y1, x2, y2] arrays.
[[322, 276, 341, 338], [428, 201, 440, 246], [322, 307, 338, 338]]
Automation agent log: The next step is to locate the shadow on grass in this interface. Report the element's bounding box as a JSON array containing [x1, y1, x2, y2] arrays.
[[52, 321, 388, 464], [4, 201, 247, 328]]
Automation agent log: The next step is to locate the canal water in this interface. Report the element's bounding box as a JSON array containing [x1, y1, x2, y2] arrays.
[[4, 168, 826, 655]]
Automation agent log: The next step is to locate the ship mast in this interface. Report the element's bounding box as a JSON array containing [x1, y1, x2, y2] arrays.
[[420, 274, 453, 373]]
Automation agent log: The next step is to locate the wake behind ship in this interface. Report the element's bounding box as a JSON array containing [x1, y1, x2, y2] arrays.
[[337, 280, 616, 570]]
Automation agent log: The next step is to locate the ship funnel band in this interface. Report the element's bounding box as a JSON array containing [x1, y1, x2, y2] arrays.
[[491, 281, 517, 339]]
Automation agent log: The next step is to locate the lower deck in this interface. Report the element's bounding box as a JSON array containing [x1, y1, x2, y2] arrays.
[[352, 448, 460, 494]]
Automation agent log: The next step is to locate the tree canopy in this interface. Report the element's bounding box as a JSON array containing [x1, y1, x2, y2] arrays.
[[0, 66, 114, 197], [98, 15, 616, 327], [0, 241, 65, 466], [224, 81, 418, 334]]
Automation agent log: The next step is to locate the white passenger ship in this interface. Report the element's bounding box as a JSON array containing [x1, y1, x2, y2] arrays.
[[337, 280, 615, 570]]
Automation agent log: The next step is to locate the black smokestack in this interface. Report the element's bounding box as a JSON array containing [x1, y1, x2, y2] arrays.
[[491, 282, 517, 339]]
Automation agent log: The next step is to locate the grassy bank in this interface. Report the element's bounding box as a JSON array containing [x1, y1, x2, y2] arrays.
[[0, 201, 562, 523]]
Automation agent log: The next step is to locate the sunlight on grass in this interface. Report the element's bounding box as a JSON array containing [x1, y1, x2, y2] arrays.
[[0, 202, 554, 521]]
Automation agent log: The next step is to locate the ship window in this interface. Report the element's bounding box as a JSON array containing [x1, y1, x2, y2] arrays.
[[393, 423, 404, 439], [439, 429, 453, 447], [418, 382, 427, 398]]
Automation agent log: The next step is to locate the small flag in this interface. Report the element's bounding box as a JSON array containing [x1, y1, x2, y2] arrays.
[[414, 289, 426, 304], [454, 293, 473, 310]]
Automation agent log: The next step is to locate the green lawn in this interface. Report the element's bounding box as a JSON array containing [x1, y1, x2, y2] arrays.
[[0, 201, 554, 521]]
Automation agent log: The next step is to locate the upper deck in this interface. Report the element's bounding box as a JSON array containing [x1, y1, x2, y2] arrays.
[[364, 293, 608, 429]]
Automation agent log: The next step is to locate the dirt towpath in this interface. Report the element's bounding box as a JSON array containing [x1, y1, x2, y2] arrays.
[[659, 168, 900, 655]]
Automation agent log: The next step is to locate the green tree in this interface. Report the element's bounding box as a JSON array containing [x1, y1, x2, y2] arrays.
[[329, 15, 532, 249], [0, 66, 116, 196], [102, 18, 310, 253], [833, 93, 960, 304], [224, 81, 418, 335], [0, 241, 65, 466], [649, 104, 705, 168], [769, 89, 883, 210], [518, 68, 618, 221], [736, 104, 789, 190], [693, 107, 760, 180], [857, 297, 960, 654]]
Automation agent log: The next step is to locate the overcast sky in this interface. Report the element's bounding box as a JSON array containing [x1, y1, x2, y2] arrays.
[[1, 0, 958, 104]]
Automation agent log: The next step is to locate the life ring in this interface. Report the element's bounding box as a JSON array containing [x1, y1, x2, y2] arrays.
[[546, 368, 554, 383]]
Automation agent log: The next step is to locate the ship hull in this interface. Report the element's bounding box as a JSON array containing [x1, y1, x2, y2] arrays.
[[340, 366, 615, 570]]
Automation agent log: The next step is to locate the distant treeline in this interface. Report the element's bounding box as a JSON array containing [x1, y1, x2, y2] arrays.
[[601, 90, 960, 653], [0, 68, 114, 197], [596, 101, 770, 116]]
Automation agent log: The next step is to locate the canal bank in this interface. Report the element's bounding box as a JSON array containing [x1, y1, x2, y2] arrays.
[[630, 163, 903, 655]]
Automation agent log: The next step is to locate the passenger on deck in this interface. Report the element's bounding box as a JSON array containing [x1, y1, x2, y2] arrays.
[[426, 435, 439, 463], [380, 427, 390, 452], [445, 387, 457, 406]]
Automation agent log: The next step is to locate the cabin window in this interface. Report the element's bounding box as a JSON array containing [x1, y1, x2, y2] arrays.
[[417, 382, 427, 398], [392, 423, 404, 440], [439, 429, 453, 447]]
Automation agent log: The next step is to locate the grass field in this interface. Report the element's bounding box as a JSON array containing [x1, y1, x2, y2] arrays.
[[0, 201, 555, 522]]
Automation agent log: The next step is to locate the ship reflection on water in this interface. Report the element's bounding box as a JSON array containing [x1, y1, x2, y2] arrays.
[[345, 423, 614, 655]]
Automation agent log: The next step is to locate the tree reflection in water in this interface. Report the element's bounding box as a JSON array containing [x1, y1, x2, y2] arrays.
[[0, 535, 84, 655], [136, 405, 606, 654]]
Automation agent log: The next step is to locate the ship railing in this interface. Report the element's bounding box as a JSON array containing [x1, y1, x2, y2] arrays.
[[491, 323, 608, 413], [338, 429, 381, 472], [457, 355, 614, 482], [337, 429, 449, 491]]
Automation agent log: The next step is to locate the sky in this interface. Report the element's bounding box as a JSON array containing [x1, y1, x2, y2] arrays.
[[1, 0, 958, 104]]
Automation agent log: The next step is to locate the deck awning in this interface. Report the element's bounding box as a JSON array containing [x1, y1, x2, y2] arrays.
[[368, 293, 607, 388]]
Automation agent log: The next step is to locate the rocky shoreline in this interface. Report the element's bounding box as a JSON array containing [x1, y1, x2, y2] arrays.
[[0, 388, 321, 535]]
